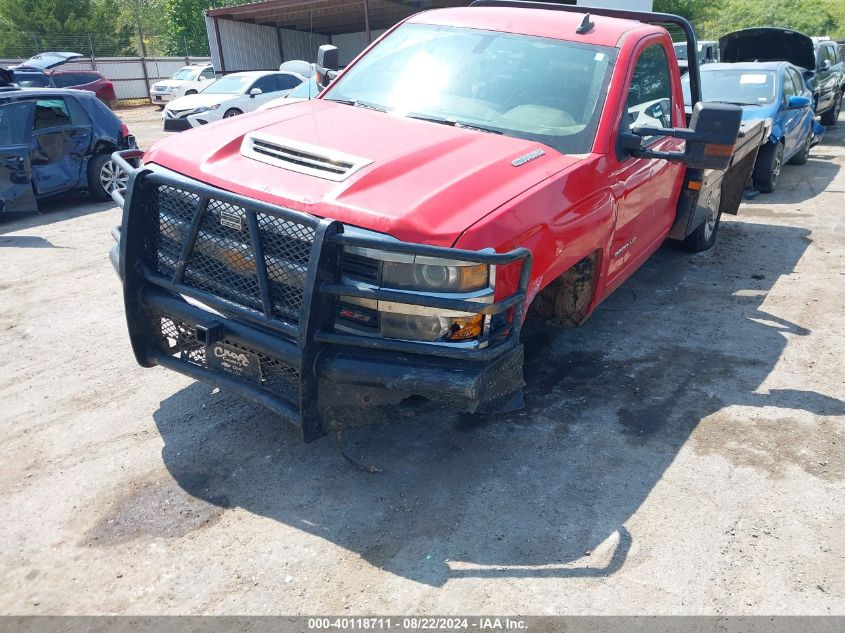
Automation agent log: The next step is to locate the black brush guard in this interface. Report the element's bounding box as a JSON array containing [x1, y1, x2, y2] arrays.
[[111, 151, 532, 441]]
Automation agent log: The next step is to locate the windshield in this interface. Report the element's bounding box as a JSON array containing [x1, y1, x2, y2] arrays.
[[322, 23, 617, 154], [172, 67, 199, 81], [288, 78, 320, 99], [201, 74, 254, 94], [682, 69, 777, 106], [674, 43, 688, 60]]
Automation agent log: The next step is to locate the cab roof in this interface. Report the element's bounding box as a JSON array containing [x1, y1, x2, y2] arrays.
[[408, 6, 658, 48]]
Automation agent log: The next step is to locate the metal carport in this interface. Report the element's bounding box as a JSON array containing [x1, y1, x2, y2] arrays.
[[204, 0, 467, 73]]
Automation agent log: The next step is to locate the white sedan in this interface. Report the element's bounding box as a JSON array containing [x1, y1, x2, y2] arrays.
[[149, 63, 216, 107], [255, 78, 321, 111], [162, 71, 305, 131]]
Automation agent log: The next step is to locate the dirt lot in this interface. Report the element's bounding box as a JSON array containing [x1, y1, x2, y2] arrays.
[[0, 106, 843, 615]]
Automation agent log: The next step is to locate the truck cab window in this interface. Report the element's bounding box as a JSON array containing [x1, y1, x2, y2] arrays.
[[626, 44, 673, 133]]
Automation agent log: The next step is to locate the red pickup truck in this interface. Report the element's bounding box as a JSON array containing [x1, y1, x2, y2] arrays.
[[111, 2, 765, 441]]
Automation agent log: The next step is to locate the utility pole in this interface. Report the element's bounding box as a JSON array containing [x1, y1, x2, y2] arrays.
[[135, 0, 152, 92]]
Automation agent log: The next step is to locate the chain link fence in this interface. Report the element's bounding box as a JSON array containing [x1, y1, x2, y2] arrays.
[[0, 29, 210, 62]]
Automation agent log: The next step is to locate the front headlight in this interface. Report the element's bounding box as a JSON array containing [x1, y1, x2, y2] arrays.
[[381, 259, 489, 293], [192, 104, 220, 114], [338, 246, 493, 344], [380, 313, 484, 342]]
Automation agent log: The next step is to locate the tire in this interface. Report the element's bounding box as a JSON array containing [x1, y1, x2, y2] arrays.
[[679, 205, 722, 253], [87, 153, 128, 202], [752, 141, 784, 193], [223, 108, 242, 118], [820, 91, 842, 126], [788, 129, 813, 166]]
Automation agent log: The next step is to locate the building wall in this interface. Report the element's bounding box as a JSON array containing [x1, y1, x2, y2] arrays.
[[205, 0, 655, 73], [332, 29, 387, 66], [206, 16, 281, 72], [2, 56, 211, 100]]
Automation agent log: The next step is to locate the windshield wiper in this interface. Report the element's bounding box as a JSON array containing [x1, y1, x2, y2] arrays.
[[712, 100, 760, 106], [325, 97, 387, 112], [405, 112, 502, 134]]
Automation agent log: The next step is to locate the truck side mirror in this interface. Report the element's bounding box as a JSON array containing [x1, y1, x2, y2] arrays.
[[619, 102, 742, 171], [820, 59, 832, 73], [316, 44, 339, 88], [249, 88, 262, 98]]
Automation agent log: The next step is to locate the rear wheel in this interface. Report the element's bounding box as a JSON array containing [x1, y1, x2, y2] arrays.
[[820, 91, 842, 126], [679, 204, 722, 253], [752, 141, 784, 193], [788, 129, 813, 165], [88, 153, 128, 201], [223, 108, 242, 118]]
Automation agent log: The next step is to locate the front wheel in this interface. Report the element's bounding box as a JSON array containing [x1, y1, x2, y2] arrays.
[[223, 108, 242, 118], [752, 141, 784, 193], [678, 205, 722, 253], [820, 91, 842, 126], [88, 153, 128, 201]]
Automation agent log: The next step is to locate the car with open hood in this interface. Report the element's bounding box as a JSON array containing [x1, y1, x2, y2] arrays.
[[149, 63, 217, 107], [162, 71, 306, 131], [720, 27, 843, 125], [9, 52, 118, 108], [682, 62, 823, 193]]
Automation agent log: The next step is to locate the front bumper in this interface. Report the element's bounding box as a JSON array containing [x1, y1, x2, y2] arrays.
[[109, 151, 531, 441], [163, 117, 193, 132], [150, 91, 174, 104]]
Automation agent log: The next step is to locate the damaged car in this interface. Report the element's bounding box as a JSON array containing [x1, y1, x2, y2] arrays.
[[720, 27, 843, 125], [0, 72, 137, 214], [682, 62, 824, 193]]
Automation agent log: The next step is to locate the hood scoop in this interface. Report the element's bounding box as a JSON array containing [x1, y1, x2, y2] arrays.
[[241, 132, 372, 182]]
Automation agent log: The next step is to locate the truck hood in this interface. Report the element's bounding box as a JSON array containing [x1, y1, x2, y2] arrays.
[[720, 28, 815, 71], [144, 99, 584, 246]]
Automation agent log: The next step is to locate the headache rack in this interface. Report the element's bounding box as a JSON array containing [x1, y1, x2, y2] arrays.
[[111, 151, 531, 440]]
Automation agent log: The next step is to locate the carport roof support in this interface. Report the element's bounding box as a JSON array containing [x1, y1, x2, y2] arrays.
[[206, 0, 466, 36]]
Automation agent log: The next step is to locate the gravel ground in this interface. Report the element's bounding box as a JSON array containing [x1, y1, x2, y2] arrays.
[[0, 108, 843, 615]]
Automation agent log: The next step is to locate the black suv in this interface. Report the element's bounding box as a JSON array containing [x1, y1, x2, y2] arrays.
[[0, 78, 137, 214], [810, 38, 844, 125]]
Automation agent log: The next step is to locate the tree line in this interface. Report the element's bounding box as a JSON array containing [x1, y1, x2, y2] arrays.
[[0, 0, 842, 60]]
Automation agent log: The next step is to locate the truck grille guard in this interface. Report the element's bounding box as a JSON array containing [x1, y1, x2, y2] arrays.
[[110, 150, 532, 440]]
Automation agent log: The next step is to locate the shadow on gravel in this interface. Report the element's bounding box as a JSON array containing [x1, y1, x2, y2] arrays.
[[152, 220, 844, 586], [0, 195, 112, 235]]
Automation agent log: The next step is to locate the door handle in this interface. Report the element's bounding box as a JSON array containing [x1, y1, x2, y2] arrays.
[[2, 156, 24, 168]]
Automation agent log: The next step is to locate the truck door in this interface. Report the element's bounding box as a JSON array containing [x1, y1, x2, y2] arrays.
[[0, 100, 38, 214], [29, 96, 93, 196], [607, 41, 685, 283]]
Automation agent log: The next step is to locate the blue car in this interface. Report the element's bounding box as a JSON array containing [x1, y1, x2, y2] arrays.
[[0, 69, 137, 214], [683, 62, 824, 193]]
